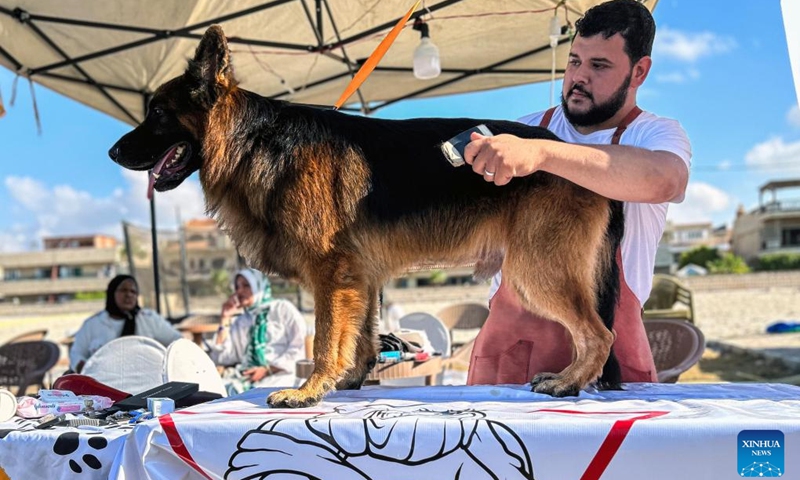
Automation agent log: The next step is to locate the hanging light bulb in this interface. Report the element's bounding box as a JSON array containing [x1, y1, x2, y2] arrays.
[[412, 19, 441, 80], [548, 14, 562, 107], [549, 14, 561, 49]]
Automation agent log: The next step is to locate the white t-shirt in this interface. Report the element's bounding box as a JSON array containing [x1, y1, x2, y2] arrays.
[[69, 309, 183, 371], [489, 106, 692, 306]]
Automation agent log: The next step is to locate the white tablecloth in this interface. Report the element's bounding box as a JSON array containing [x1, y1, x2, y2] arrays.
[[2, 383, 799, 479]]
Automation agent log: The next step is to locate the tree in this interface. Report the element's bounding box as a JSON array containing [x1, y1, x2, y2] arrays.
[[678, 246, 720, 269], [707, 253, 750, 274], [429, 269, 448, 286], [211, 269, 231, 296]]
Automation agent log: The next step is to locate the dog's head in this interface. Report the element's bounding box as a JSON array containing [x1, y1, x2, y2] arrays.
[[108, 25, 235, 196]]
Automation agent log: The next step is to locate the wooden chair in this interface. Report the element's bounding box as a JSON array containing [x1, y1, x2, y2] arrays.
[[644, 318, 705, 383], [643, 274, 695, 323], [0, 340, 61, 395], [436, 302, 490, 352], [6, 329, 48, 343]]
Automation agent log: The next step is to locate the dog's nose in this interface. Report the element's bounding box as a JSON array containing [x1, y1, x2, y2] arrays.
[[108, 145, 119, 160]]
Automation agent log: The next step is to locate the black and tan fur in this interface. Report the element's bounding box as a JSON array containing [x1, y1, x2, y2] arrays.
[[110, 26, 624, 408]]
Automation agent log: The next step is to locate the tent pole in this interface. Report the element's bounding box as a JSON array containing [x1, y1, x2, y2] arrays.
[[142, 92, 161, 314], [150, 194, 161, 314]]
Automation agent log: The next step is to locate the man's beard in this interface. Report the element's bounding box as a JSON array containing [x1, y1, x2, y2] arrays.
[[561, 74, 632, 127]]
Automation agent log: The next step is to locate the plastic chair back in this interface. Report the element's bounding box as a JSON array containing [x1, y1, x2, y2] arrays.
[[0, 340, 60, 395], [398, 312, 451, 358], [644, 318, 705, 383], [163, 338, 227, 397], [82, 336, 167, 395]]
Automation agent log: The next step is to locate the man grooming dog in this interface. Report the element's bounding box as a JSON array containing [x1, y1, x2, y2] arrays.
[[110, 24, 625, 408], [465, 0, 691, 386]]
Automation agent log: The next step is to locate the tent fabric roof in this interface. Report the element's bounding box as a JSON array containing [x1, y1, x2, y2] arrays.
[[0, 0, 657, 126]]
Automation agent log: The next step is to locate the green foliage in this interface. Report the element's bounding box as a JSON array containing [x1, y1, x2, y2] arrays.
[[756, 253, 800, 271], [678, 246, 720, 269], [211, 269, 231, 296], [75, 291, 105, 301], [429, 269, 448, 285], [707, 253, 750, 274]]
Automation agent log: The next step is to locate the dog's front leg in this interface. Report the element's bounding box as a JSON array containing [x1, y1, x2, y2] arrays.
[[267, 260, 371, 408]]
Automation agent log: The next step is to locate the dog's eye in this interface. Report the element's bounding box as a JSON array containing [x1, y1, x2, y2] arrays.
[[151, 107, 165, 117]]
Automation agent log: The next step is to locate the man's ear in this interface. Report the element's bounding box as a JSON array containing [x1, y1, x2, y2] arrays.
[[630, 56, 652, 89], [187, 25, 235, 107]]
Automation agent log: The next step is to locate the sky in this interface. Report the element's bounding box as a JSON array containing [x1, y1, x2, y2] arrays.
[[1, 0, 800, 253]]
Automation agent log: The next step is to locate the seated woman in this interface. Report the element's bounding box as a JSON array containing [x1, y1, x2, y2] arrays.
[[209, 268, 307, 393], [69, 274, 183, 373]]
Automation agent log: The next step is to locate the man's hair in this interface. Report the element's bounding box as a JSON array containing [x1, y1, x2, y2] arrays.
[[575, 0, 655, 64]]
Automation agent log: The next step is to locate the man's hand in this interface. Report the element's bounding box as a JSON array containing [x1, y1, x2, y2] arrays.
[[463, 132, 546, 186]]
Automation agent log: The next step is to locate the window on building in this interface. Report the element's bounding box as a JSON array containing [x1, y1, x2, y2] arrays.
[[782, 228, 800, 247], [212, 258, 226, 269]]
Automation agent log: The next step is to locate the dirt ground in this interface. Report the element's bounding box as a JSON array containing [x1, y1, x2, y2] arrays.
[[680, 347, 800, 384]]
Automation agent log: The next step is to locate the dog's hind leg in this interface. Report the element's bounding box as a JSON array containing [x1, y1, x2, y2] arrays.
[[335, 284, 379, 390], [267, 258, 372, 408], [505, 185, 615, 397]]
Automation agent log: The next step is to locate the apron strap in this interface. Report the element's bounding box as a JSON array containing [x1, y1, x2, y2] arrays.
[[538, 105, 644, 145]]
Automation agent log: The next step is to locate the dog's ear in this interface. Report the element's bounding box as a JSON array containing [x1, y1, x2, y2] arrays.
[[187, 25, 235, 108]]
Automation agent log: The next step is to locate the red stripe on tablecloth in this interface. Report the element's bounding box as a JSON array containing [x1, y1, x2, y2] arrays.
[[160, 414, 212, 480], [580, 411, 668, 480], [532, 409, 669, 480]]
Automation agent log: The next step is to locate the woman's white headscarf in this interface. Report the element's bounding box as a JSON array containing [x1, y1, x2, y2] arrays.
[[235, 268, 274, 368]]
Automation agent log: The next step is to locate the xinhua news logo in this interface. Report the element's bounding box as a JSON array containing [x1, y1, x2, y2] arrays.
[[738, 430, 784, 477]]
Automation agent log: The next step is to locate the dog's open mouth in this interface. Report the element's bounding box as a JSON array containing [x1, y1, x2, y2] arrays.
[[147, 142, 192, 199]]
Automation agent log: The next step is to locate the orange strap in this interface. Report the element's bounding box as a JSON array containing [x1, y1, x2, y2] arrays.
[[333, 0, 421, 110]]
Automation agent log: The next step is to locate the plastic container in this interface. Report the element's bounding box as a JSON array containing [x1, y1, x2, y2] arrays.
[[0, 388, 17, 422]]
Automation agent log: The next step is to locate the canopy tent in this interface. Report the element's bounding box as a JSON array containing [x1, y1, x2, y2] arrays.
[[781, 0, 800, 107], [1, 0, 656, 124], [0, 0, 658, 311]]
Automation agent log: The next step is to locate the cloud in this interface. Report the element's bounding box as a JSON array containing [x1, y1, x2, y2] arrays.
[[0, 171, 208, 252], [668, 182, 732, 224], [787, 105, 800, 128], [654, 27, 736, 62], [744, 137, 800, 167], [654, 68, 700, 84], [718, 160, 731, 171]]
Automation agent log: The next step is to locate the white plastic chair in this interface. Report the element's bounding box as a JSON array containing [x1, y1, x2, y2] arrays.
[[162, 339, 227, 397], [398, 312, 451, 358], [81, 336, 167, 395]]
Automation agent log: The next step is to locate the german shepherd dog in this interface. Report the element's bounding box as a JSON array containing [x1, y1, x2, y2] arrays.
[[110, 26, 624, 408]]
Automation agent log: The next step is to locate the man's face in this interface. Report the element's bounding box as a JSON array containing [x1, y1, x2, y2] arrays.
[[561, 33, 634, 127]]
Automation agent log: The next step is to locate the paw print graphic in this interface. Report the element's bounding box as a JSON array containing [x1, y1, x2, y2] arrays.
[[52, 432, 107, 474]]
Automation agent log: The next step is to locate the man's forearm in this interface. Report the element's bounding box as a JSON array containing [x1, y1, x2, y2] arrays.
[[538, 141, 688, 203]]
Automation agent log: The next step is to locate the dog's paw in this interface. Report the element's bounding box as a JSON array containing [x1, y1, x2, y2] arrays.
[[530, 373, 581, 397], [267, 388, 321, 408]]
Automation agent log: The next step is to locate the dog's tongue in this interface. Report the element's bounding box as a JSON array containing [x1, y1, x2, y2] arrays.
[[146, 146, 177, 200]]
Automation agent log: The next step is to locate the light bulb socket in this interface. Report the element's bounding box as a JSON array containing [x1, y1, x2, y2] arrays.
[[413, 18, 430, 38]]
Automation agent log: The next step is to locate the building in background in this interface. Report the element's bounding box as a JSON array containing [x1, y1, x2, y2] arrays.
[[0, 234, 118, 304], [656, 221, 732, 274], [732, 179, 800, 264]]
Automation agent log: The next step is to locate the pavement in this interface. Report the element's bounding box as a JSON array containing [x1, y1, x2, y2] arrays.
[[709, 332, 800, 372]]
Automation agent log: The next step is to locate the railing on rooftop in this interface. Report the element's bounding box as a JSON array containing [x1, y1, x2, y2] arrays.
[[759, 198, 800, 213]]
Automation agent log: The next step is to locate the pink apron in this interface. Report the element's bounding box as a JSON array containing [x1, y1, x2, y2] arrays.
[[467, 106, 657, 385]]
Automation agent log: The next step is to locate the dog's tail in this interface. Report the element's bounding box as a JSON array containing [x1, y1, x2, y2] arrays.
[[595, 199, 625, 390]]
